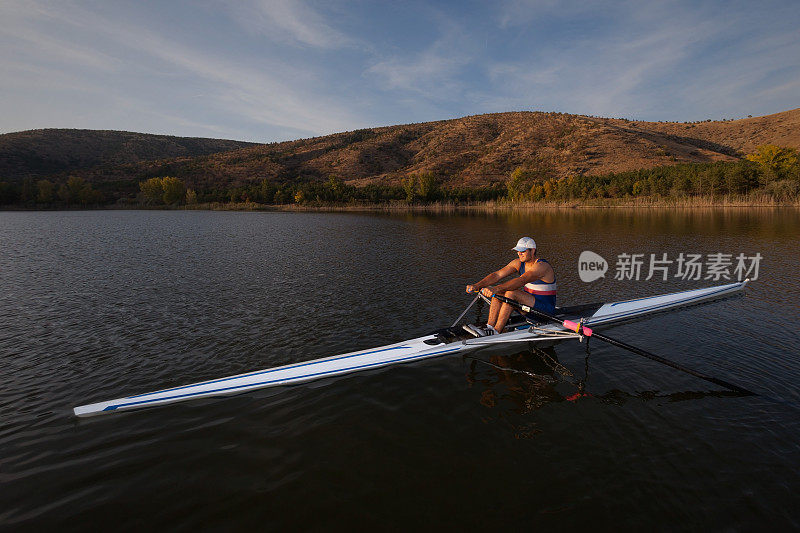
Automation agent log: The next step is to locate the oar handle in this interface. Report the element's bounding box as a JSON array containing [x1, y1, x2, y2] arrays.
[[563, 319, 593, 337], [492, 294, 594, 336]]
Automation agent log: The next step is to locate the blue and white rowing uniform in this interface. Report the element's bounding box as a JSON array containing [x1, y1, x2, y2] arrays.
[[519, 258, 557, 314]]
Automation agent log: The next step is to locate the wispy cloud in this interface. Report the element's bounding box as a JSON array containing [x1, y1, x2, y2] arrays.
[[1, 0, 797, 139], [496, 0, 595, 29], [368, 49, 466, 94], [222, 0, 353, 49], [0, 0, 364, 139], [480, 0, 800, 120], [2, 24, 119, 72], [365, 17, 474, 104], [757, 77, 800, 101]]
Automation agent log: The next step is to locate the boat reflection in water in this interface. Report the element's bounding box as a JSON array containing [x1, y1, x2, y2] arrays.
[[464, 344, 576, 415], [463, 343, 750, 421]]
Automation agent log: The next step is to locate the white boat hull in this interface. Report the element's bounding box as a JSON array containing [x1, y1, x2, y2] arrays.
[[74, 337, 466, 417], [74, 281, 747, 417]]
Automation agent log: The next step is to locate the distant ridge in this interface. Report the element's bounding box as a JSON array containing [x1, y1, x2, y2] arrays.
[[1, 108, 798, 192], [0, 129, 257, 181]]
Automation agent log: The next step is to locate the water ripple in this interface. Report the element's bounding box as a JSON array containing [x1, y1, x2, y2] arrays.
[[1, 209, 798, 530]]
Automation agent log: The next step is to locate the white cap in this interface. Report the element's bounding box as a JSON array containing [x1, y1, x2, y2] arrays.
[[512, 237, 537, 252]]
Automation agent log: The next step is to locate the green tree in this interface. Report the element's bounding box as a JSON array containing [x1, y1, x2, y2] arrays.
[[416, 172, 439, 202], [59, 176, 90, 206], [67, 176, 87, 200], [77, 182, 101, 206], [746, 145, 800, 181], [58, 184, 70, 205], [706, 166, 724, 197], [673, 175, 693, 196], [37, 180, 55, 204], [186, 188, 198, 205], [161, 176, 186, 205], [229, 188, 240, 203], [529, 183, 545, 201], [725, 163, 758, 194], [258, 179, 277, 203], [326, 176, 346, 201], [543, 179, 555, 199], [21, 177, 36, 204], [506, 167, 531, 201], [140, 177, 164, 204], [402, 174, 417, 203], [273, 186, 291, 204]]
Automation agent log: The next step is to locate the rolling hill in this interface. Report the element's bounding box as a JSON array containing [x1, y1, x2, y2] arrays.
[[2, 108, 798, 194], [0, 129, 257, 181]]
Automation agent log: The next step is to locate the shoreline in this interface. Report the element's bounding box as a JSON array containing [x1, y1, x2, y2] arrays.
[[3, 196, 799, 213], [269, 200, 800, 212]]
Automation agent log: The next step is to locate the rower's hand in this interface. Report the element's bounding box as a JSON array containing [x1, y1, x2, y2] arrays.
[[480, 287, 494, 298], [466, 284, 476, 293]]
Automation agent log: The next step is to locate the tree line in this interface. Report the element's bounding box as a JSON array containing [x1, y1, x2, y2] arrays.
[[0, 176, 103, 207], [505, 145, 799, 202], [1, 145, 797, 208], [201, 174, 506, 205]]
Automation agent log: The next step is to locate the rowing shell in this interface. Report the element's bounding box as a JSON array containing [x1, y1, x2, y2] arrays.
[[73, 281, 747, 417]]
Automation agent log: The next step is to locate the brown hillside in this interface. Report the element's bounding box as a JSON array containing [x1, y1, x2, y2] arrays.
[[4, 108, 798, 191], [124, 109, 800, 190], [627, 108, 800, 155]]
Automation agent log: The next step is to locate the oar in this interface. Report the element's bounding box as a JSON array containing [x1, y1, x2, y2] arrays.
[[451, 293, 482, 327], [491, 294, 755, 395]]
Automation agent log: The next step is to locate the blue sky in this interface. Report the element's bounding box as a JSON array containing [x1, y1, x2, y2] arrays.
[[1, 0, 798, 143]]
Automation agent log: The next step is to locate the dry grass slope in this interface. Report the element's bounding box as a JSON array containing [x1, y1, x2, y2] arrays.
[[139, 108, 799, 191], [2, 108, 798, 191]]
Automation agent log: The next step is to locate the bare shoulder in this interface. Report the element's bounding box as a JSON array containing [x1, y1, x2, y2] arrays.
[[534, 258, 553, 271], [533, 258, 555, 281], [498, 258, 521, 276]]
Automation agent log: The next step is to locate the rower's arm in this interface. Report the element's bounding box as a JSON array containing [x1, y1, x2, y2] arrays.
[[470, 261, 518, 291], [493, 263, 544, 292]]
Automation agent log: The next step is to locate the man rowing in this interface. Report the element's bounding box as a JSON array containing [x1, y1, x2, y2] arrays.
[[465, 237, 557, 336]]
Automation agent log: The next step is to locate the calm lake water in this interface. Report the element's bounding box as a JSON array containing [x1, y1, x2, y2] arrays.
[[1, 209, 799, 530]]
